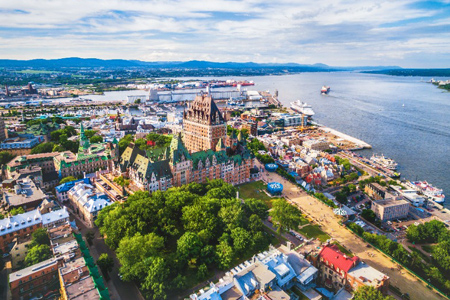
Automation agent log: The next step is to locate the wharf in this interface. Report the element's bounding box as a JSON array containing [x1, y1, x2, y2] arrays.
[[318, 126, 372, 150]]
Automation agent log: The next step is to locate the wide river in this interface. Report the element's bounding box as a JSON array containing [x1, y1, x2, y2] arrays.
[[249, 72, 450, 206], [52, 72, 450, 206]]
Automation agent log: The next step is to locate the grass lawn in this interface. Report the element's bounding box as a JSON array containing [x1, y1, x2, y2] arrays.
[[408, 245, 432, 264], [332, 241, 353, 256], [237, 181, 273, 207], [421, 244, 435, 253], [299, 215, 310, 226], [298, 225, 330, 242]]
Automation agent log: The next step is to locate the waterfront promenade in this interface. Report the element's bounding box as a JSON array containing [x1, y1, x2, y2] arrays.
[[259, 162, 442, 300]]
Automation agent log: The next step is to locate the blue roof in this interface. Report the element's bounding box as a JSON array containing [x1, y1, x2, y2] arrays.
[[55, 178, 90, 193]]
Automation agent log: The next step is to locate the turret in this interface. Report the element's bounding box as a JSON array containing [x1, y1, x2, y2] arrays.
[[216, 138, 225, 152]]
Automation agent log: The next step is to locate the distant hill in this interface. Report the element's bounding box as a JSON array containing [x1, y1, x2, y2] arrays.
[[0, 57, 403, 72], [364, 69, 450, 77]]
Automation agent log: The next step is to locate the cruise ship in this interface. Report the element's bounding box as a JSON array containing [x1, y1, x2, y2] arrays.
[[412, 181, 445, 204], [370, 154, 398, 170], [290, 100, 315, 116]]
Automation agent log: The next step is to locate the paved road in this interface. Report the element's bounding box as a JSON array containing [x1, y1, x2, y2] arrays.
[[258, 162, 442, 300]]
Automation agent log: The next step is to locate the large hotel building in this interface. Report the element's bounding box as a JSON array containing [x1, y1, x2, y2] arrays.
[[116, 93, 255, 192]]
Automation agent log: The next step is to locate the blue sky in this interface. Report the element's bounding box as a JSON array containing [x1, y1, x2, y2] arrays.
[[0, 0, 449, 67]]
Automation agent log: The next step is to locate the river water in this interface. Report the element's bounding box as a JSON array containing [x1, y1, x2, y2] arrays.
[[36, 72, 450, 205], [247, 72, 450, 205]]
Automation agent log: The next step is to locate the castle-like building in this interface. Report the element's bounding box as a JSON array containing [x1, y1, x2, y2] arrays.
[[116, 94, 254, 192]]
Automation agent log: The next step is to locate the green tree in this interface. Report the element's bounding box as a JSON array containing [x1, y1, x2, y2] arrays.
[[119, 134, 134, 154], [177, 232, 203, 263], [10, 207, 25, 216], [248, 214, 264, 233], [361, 209, 376, 222], [84, 129, 98, 139], [135, 98, 141, 104], [90, 135, 103, 143], [231, 227, 251, 255], [24, 245, 51, 266], [0, 151, 14, 165], [353, 286, 395, 300], [116, 233, 164, 281], [348, 222, 364, 236], [141, 257, 169, 300], [97, 253, 114, 276], [216, 241, 234, 270], [114, 175, 130, 187], [60, 176, 77, 184], [30, 228, 49, 247], [31, 142, 55, 154], [243, 198, 269, 219], [269, 199, 301, 233], [197, 263, 208, 281]]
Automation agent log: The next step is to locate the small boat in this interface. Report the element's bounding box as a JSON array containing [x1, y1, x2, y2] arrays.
[[321, 86, 330, 94]]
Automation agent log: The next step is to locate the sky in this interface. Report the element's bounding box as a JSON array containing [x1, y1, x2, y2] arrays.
[[0, 0, 449, 67]]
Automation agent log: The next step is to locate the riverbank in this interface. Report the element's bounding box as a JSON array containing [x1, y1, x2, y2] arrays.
[[317, 125, 372, 150]]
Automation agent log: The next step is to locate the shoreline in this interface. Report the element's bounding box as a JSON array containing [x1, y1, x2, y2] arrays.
[[316, 125, 372, 150]]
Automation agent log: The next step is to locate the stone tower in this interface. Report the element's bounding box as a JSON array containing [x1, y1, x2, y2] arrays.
[[182, 93, 226, 153]]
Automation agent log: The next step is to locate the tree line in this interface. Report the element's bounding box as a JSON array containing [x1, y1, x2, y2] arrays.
[[95, 180, 274, 300]]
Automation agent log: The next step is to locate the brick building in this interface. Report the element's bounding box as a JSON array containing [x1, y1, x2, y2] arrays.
[[309, 244, 389, 295], [182, 93, 227, 153], [9, 257, 60, 300]]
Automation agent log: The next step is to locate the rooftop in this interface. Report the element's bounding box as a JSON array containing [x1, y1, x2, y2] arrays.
[[9, 257, 58, 283], [42, 207, 69, 226], [2, 177, 47, 207], [373, 199, 410, 207], [64, 276, 100, 300], [319, 244, 359, 273], [0, 209, 42, 237], [7, 152, 60, 168], [348, 261, 389, 287]]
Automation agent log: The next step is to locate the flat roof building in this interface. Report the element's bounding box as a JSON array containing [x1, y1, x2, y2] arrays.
[[371, 199, 410, 221]]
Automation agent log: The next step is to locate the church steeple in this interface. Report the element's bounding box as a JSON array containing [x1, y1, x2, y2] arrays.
[[79, 123, 90, 151]]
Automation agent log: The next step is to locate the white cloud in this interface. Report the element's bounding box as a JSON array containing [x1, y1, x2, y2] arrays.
[[0, 0, 449, 67]]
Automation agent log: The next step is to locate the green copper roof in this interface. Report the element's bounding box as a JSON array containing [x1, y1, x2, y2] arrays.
[[169, 133, 190, 164]]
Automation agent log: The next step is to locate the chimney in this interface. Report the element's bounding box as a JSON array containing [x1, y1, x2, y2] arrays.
[[286, 241, 292, 251]]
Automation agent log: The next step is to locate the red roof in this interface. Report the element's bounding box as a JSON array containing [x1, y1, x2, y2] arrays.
[[319, 245, 359, 273]]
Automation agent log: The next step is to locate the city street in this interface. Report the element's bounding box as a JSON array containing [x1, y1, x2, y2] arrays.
[[258, 162, 443, 300]]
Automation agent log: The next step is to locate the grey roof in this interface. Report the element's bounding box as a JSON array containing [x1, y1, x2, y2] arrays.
[[10, 258, 58, 283]]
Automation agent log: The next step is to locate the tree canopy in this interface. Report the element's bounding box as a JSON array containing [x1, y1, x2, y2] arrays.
[[96, 180, 272, 299], [353, 286, 395, 300], [60, 176, 77, 184], [269, 198, 301, 233]]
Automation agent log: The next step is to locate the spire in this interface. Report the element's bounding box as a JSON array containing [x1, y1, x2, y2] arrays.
[[79, 123, 90, 150], [237, 131, 243, 142], [216, 138, 225, 151]]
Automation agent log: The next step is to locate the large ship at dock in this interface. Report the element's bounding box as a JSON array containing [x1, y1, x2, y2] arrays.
[[370, 154, 398, 170], [290, 100, 315, 116], [412, 181, 445, 204]]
